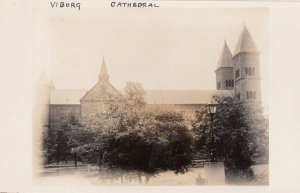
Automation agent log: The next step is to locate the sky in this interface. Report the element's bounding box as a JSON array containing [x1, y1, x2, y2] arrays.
[[33, 7, 268, 106]]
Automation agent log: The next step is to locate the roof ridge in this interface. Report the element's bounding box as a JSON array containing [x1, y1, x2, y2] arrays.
[[53, 89, 87, 91]]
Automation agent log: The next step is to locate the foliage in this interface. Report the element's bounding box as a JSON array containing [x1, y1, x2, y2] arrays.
[[43, 115, 81, 164], [192, 96, 268, 182], [124, 82, 146, 108], [43, 125, 69, 163], [42, 115, 102, 167], [43, 82, 193, 177], [73, 82, 193, 175]]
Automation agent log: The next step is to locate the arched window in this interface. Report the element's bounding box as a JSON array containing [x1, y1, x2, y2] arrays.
[[252, 67, 255, 75]]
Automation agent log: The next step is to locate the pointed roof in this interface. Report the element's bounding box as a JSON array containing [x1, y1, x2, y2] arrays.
[[233, 25, 259, 56], [81, 58, 121, 102], [37, 71, 50, 86], [216, 41, 233, 69], [98, 57, 109, 82]]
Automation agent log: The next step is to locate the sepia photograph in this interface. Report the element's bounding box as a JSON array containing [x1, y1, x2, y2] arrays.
[[32, 5, 269, 186]]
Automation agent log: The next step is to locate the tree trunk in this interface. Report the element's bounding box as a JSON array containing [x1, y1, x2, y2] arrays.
[[138, 172, 142, 184], [74, 155, 78, 169], [121, 175, 124, 184], [145, 174, 150, 184]]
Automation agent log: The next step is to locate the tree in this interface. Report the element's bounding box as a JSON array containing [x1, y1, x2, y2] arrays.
[[43, 82, 193, 182], [78, 82, 193, 183], [151, 111, 193, 174], [192, 96, 268, 183], [43, 123, 70, 164], [124, 81, 146, 108], [67, 124, 96, 168], [43, 115, 82, 165]]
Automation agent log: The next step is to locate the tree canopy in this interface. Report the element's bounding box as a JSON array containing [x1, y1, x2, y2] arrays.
[[43, 85, 268, 184], [44, 82, 194, 177], [80, 82, 194, 174], [192, 96, 268, 182]]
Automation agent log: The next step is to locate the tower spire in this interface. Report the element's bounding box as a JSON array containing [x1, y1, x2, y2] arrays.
[[98, 57, 109, 82], [215, 40, 234, 90], [216, 40, 233, 69], [233, 25, 259, 56]]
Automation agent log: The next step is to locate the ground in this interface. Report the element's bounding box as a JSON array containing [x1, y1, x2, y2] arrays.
[[35, 163, 268, 186]]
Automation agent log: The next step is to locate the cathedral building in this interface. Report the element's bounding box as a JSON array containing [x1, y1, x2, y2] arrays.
[[35, 25, 262, 131]]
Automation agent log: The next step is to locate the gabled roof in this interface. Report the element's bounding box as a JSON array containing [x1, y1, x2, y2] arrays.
[[50, 89, 234, 105], [216, 41, 233, 69], [80, 81, 121, 102], [233, 25, 259, 56], [81, 58, 121, 101]]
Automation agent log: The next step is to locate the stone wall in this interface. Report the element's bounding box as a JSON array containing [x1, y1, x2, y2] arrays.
[[48, 103, 203, 129], [49, 104, 81, 128], [81, 100, 107, 117], [147, 104, 204, 126]]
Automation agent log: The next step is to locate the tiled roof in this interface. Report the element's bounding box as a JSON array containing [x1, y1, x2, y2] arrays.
[[50, 89, 86, 104], [233, 25, 259, 56], [145, 89, 234, 104], [50, 89, 234, 105], [80, 82, 121, 102], [216, 41, 233, 69]]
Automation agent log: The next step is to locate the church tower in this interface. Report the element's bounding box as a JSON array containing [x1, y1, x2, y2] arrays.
[[215, 41, 234, 90], [34, 71, 55, 167], [35, 71, 55, 129], [232, 25, 261, 103]]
